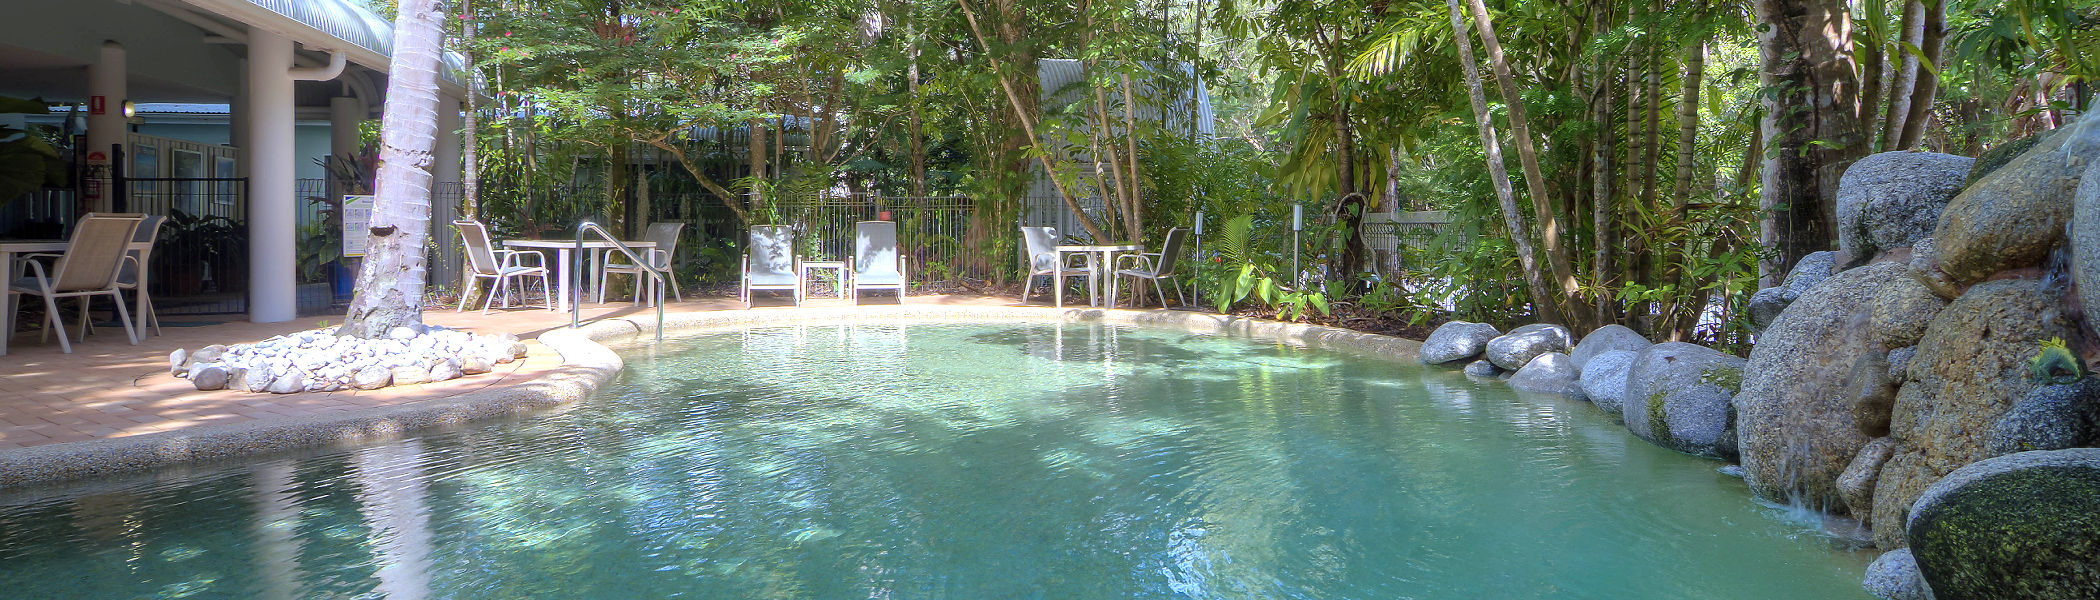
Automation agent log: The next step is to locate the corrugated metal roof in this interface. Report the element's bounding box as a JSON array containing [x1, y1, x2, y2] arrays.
[[1036, 58, 1213, 137], [234, 0, 467, 85]]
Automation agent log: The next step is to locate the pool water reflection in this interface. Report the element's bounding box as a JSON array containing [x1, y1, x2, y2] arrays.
[[0, 323, 1871, 598]]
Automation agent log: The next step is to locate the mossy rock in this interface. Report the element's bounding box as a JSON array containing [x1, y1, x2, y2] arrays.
[[1907, 449, 2100, 600], [1965, 134, 2044, 187], [1623, 342, 1745, 459]]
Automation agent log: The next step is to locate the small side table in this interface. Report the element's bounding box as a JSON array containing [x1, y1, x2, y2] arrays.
[[802, 261, 850, 299]]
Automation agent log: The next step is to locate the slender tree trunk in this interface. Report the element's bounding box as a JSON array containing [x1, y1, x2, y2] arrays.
[[1858, 1, 1886, 150], [1315, 22, 1368, 282], [340, 0, 443, 338], [1660, 41, 1706, 340], [1591, 8, 1617, 324], [1671, 42, 1705, 206], [1882, 0, 1924, 149], [457, 0, 483, 309], [1755, 0, 1863, 284], [1448, 0, 1564, 325], [959, 0, 1110, 242], [1120, 72, 1144, 241], [907, 18, 926, 197], [1896, 0, 1946, 149], [1468, 0, 1579, 326]]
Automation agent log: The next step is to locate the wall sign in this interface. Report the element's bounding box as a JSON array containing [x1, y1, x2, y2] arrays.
[[342, 195, 374, 257]]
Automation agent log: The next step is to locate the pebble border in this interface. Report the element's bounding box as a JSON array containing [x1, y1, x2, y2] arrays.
[[0, 306, 1420, 489]]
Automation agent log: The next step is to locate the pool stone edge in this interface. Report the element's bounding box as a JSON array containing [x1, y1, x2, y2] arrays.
[[0, 306, 1420, 488]]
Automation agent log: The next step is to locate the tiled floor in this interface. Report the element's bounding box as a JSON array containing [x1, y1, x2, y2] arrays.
[[0, 292, 1017, 449]]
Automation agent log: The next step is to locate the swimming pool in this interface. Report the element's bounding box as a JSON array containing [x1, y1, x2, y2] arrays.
[[0, 322, 1869, 598]]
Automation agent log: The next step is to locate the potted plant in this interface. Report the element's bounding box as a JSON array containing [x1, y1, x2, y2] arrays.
[[158, 210, 244, 295]]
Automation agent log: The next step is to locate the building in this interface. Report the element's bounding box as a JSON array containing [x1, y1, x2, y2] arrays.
[[1, 0, 470, 323]]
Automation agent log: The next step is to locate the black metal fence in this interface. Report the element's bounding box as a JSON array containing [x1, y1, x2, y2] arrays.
[[118, 176, 255, 316]]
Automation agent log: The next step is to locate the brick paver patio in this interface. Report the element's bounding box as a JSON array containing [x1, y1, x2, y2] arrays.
[[0, 293, 1013, 450]]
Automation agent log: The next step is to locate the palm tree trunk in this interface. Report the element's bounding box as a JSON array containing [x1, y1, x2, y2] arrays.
[[1467, 0, 1580, 326], [340, 0, 443, 338], [1447, 0, 1564, 326]]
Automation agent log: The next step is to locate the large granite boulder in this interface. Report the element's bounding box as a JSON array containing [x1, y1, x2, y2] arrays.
[[1838, 151, 1974, 262], [1907, 448, 2100, 600], [1623, 342, 1746, 458], [1840, 437, 1900, 522], [1848, 350, 1900, 438], [1580, 350, 1639, 416], [1508, 352, 1584, 399], [2071, 153, 2100, 338], [1909, 236, 1964, 300], [1985, 379, 2100, 457], [1567, 324, 1651, 371], [1463, 359, 1499, 378], [1420, 321, 1501, 365], [1484, 324, 1572, 371], [1933, 114, 2096, 285], [1863, 548, 1932, 600], [1871, 278, 2076, 548], [1737, 261, 1912, 511], [1869, 274, 1949, 351], [1747, 251, 1838, 331]]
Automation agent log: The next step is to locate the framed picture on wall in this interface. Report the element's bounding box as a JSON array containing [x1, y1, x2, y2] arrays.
[[172, 149, 204, 214], [132, 143, 158, 178], [214, 156, 238, 208], [130, 143, 159, 209]]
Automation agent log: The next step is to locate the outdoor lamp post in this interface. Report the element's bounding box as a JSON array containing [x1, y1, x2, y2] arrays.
[[1292, 204, 1303, 288], [1191, 211, 1204, 310]]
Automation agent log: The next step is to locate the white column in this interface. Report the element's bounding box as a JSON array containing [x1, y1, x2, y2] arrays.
[[329, 95, 362, 161], [230, 58, 248, 176], [430, 94, 463, 287], [245, 28, 297, 323], [85, 41, 125, 213]]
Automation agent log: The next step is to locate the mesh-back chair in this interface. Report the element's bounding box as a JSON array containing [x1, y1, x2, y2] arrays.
[[114, 214, 165, 336], [742, 225, 802, 307], [455, 220, 552, 313], [1019, 226, 1088, 308], [1115, 227, 1190, 308], [7, 213, 144, 353], [598, 222, 684, 305], [850, 221, 908, 302]]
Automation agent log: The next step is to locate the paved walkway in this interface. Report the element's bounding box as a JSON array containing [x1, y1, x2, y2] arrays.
[[0, 293, 1015, 450]]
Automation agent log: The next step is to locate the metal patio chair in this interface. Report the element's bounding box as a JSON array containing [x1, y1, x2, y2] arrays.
[[1019, 226, 1088, 308], [850, 221, 908, 302], [1115, 227, 1190, 308], [742, 225, 802, 307], [455, 219, 552, 313], [8, 213, 144, 353], [598, 222, 684, 305]]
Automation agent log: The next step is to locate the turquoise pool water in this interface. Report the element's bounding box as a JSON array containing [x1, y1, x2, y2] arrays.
[[0, 323, 1870, 598]]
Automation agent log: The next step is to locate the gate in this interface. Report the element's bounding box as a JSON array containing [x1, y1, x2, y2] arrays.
[[114, 146, 251, 316]]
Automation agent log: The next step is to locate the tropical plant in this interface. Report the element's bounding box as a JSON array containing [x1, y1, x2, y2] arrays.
[[0, 96, 63, 207]]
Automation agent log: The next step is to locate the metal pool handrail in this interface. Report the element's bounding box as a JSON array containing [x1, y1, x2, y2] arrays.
[[571, 221, 667, 341]]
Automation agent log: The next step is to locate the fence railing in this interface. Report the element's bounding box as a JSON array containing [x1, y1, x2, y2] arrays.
[[760, 195, 990, 283]]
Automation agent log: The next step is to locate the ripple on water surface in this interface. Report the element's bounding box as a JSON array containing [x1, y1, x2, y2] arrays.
[[0, 323, 1871, 598]]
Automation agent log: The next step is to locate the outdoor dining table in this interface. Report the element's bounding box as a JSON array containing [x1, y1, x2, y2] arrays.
[[501, 239, 657, 313], [1, 239, 155, 357], [1055, 243, 1142, 308]]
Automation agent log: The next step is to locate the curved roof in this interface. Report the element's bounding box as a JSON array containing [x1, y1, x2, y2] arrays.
[[187, 0, 468, 87]]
